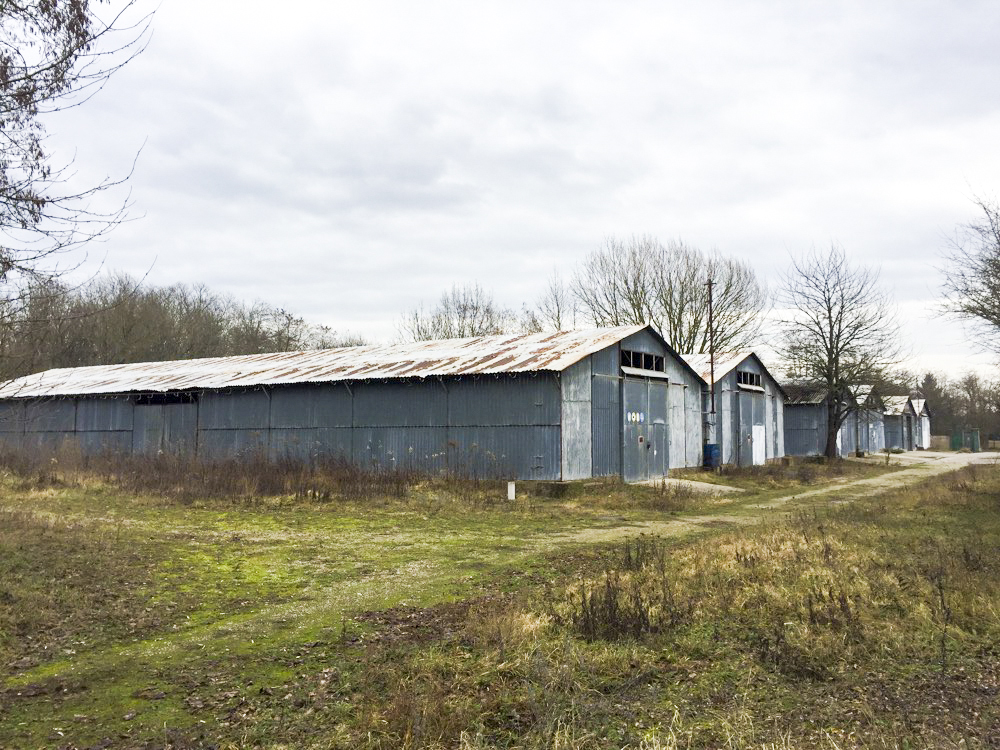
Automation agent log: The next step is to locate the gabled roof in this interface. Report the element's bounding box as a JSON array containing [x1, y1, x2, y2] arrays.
[[681, 352, 752, 382], [781, 382, 828, 405], [883, 395, 916, 416], [0, 325, 655, 399], [681, 351, 786, 397], [911, 397, 930, 417]]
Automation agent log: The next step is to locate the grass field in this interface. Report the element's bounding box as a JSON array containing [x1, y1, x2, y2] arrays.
[[0, 458, 997, 748]]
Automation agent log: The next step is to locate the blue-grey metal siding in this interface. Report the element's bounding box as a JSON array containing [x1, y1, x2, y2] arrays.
[[25, 399, 76, 432], [784, 403, 826, 456], [78, 431, 131, 455], [448, 375, 559, 426], [199, 390, 270, 430], [591, 372, 620, 476], [0, 401, 25, 433], [450, 425, 559, 479], [0, 340, 707, 478], [270, 384, 352, 428], [354, 382, 448, 427], [76, 398, 133, 432], [268, 427, 352, 463], [352, 426, 449, 472]]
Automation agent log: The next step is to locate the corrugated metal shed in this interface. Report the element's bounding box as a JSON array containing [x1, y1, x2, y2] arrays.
[[680, 351, 788, 398], [682, 352, 786, 465], [0, 325, 647, 399]]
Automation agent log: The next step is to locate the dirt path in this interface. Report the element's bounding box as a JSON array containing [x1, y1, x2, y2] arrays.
[[552, 450, 1000, 544]]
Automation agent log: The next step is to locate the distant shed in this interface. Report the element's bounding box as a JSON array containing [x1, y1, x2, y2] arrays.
[[910, 397, 931, 450], [782, 383, 830, 457], [883, 396, 917, 452], [837, 389, 886, 456], [0, 325, 706, 482], [681, 352, 785, 465], [782, 383, 887, 458]]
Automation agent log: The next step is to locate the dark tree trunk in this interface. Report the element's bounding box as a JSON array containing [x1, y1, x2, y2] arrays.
[[825, 399, 840, 459]]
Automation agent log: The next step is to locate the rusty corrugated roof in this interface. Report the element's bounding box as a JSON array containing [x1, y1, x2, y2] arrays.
[[681, 351, 786, 397], [0, 325, 649, 399], [680, 352, 754, 382], [883, 395, 914, 416]]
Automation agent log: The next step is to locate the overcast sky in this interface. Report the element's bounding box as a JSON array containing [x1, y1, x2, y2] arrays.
[[47, 0, 1000, 379]]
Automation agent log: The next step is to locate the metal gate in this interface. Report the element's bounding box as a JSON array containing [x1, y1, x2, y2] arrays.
[[623, 377, 669, 481]]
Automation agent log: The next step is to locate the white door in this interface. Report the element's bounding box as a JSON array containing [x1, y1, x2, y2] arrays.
[[752, 425, 766, 465]]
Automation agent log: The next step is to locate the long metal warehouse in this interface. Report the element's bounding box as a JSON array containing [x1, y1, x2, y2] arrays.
[[0, 324, 706, 482]]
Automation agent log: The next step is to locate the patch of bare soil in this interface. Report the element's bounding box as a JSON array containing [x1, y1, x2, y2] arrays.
[[854, 659, 1000, 745], [354, 597, 506, 647]]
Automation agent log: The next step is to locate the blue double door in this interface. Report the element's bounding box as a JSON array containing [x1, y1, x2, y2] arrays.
[[622, 376, 669, 482]]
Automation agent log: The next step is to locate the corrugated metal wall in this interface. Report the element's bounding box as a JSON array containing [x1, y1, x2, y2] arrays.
[[591, 345, 621, 477], [884, 413, 915, 451], [710, 359, 785, 466], [884, 415, 902, 451], [560, 359, 593, 480], [784, 403, 826, 456], [0, 373, 563, 479], [620, 330, 703, 471]]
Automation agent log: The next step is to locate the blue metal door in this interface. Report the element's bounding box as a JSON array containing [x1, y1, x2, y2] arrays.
[[623, 377, 669, 481], [648, 379, 669, 477], [623, 377, 648, 481]]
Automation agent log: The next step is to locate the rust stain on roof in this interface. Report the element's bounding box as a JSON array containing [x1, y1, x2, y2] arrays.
[[0, 325, 651, 399]]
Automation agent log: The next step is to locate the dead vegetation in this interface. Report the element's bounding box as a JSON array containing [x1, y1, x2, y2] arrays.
[[1, 457, 998, 748]]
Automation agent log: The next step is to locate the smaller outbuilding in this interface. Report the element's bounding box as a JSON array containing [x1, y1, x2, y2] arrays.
[[682, 352, 785, 466], [883, 396, 917, 452], [783, 383, 884, 458], [782, 383, 831, 457], [910, 397, 932, 450], [838, 389, 886, 456]]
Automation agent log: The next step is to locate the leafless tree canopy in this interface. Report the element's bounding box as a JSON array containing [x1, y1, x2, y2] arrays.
[[941, 196, 1000, 353], [0, 1, 151, 297], [571, 236, 767, 352], [523, 271, 578, 333], [397, 283, 519, 342], [778, 244, 901, 457], [0, 273, 364, 378]]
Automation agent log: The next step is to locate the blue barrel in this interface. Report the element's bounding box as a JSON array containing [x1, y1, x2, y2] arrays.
[[703, 443, 721, 469]]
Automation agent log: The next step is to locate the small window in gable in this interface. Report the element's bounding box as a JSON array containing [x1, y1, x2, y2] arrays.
[[620, 349, 665, 373]]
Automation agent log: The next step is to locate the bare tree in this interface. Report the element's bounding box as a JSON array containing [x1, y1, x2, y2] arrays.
[[572, 236, 656, 328], [777, 244, 901, 459], [572, 235, 767, 352], [0, 272, 364, 377], [397, 283, 518, 341], [532, 271, 577, 332], [0, 2, 152, 294], [941, 195, 1000, 353]]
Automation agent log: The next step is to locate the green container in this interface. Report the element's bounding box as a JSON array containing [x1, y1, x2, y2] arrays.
[[950, 430, 963, 451]]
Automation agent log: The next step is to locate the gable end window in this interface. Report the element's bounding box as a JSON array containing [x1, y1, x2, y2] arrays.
[[620, 349, 665, 373], [736, 370, 762, 387]]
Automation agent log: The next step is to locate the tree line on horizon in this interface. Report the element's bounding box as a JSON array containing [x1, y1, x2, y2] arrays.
[[0, 274, 364, 380], [0, 228, 997, 453], [0, 1, 997, 456]]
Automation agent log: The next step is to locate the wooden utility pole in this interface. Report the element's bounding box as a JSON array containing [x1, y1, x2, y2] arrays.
[[706, 277, 716, 417]]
